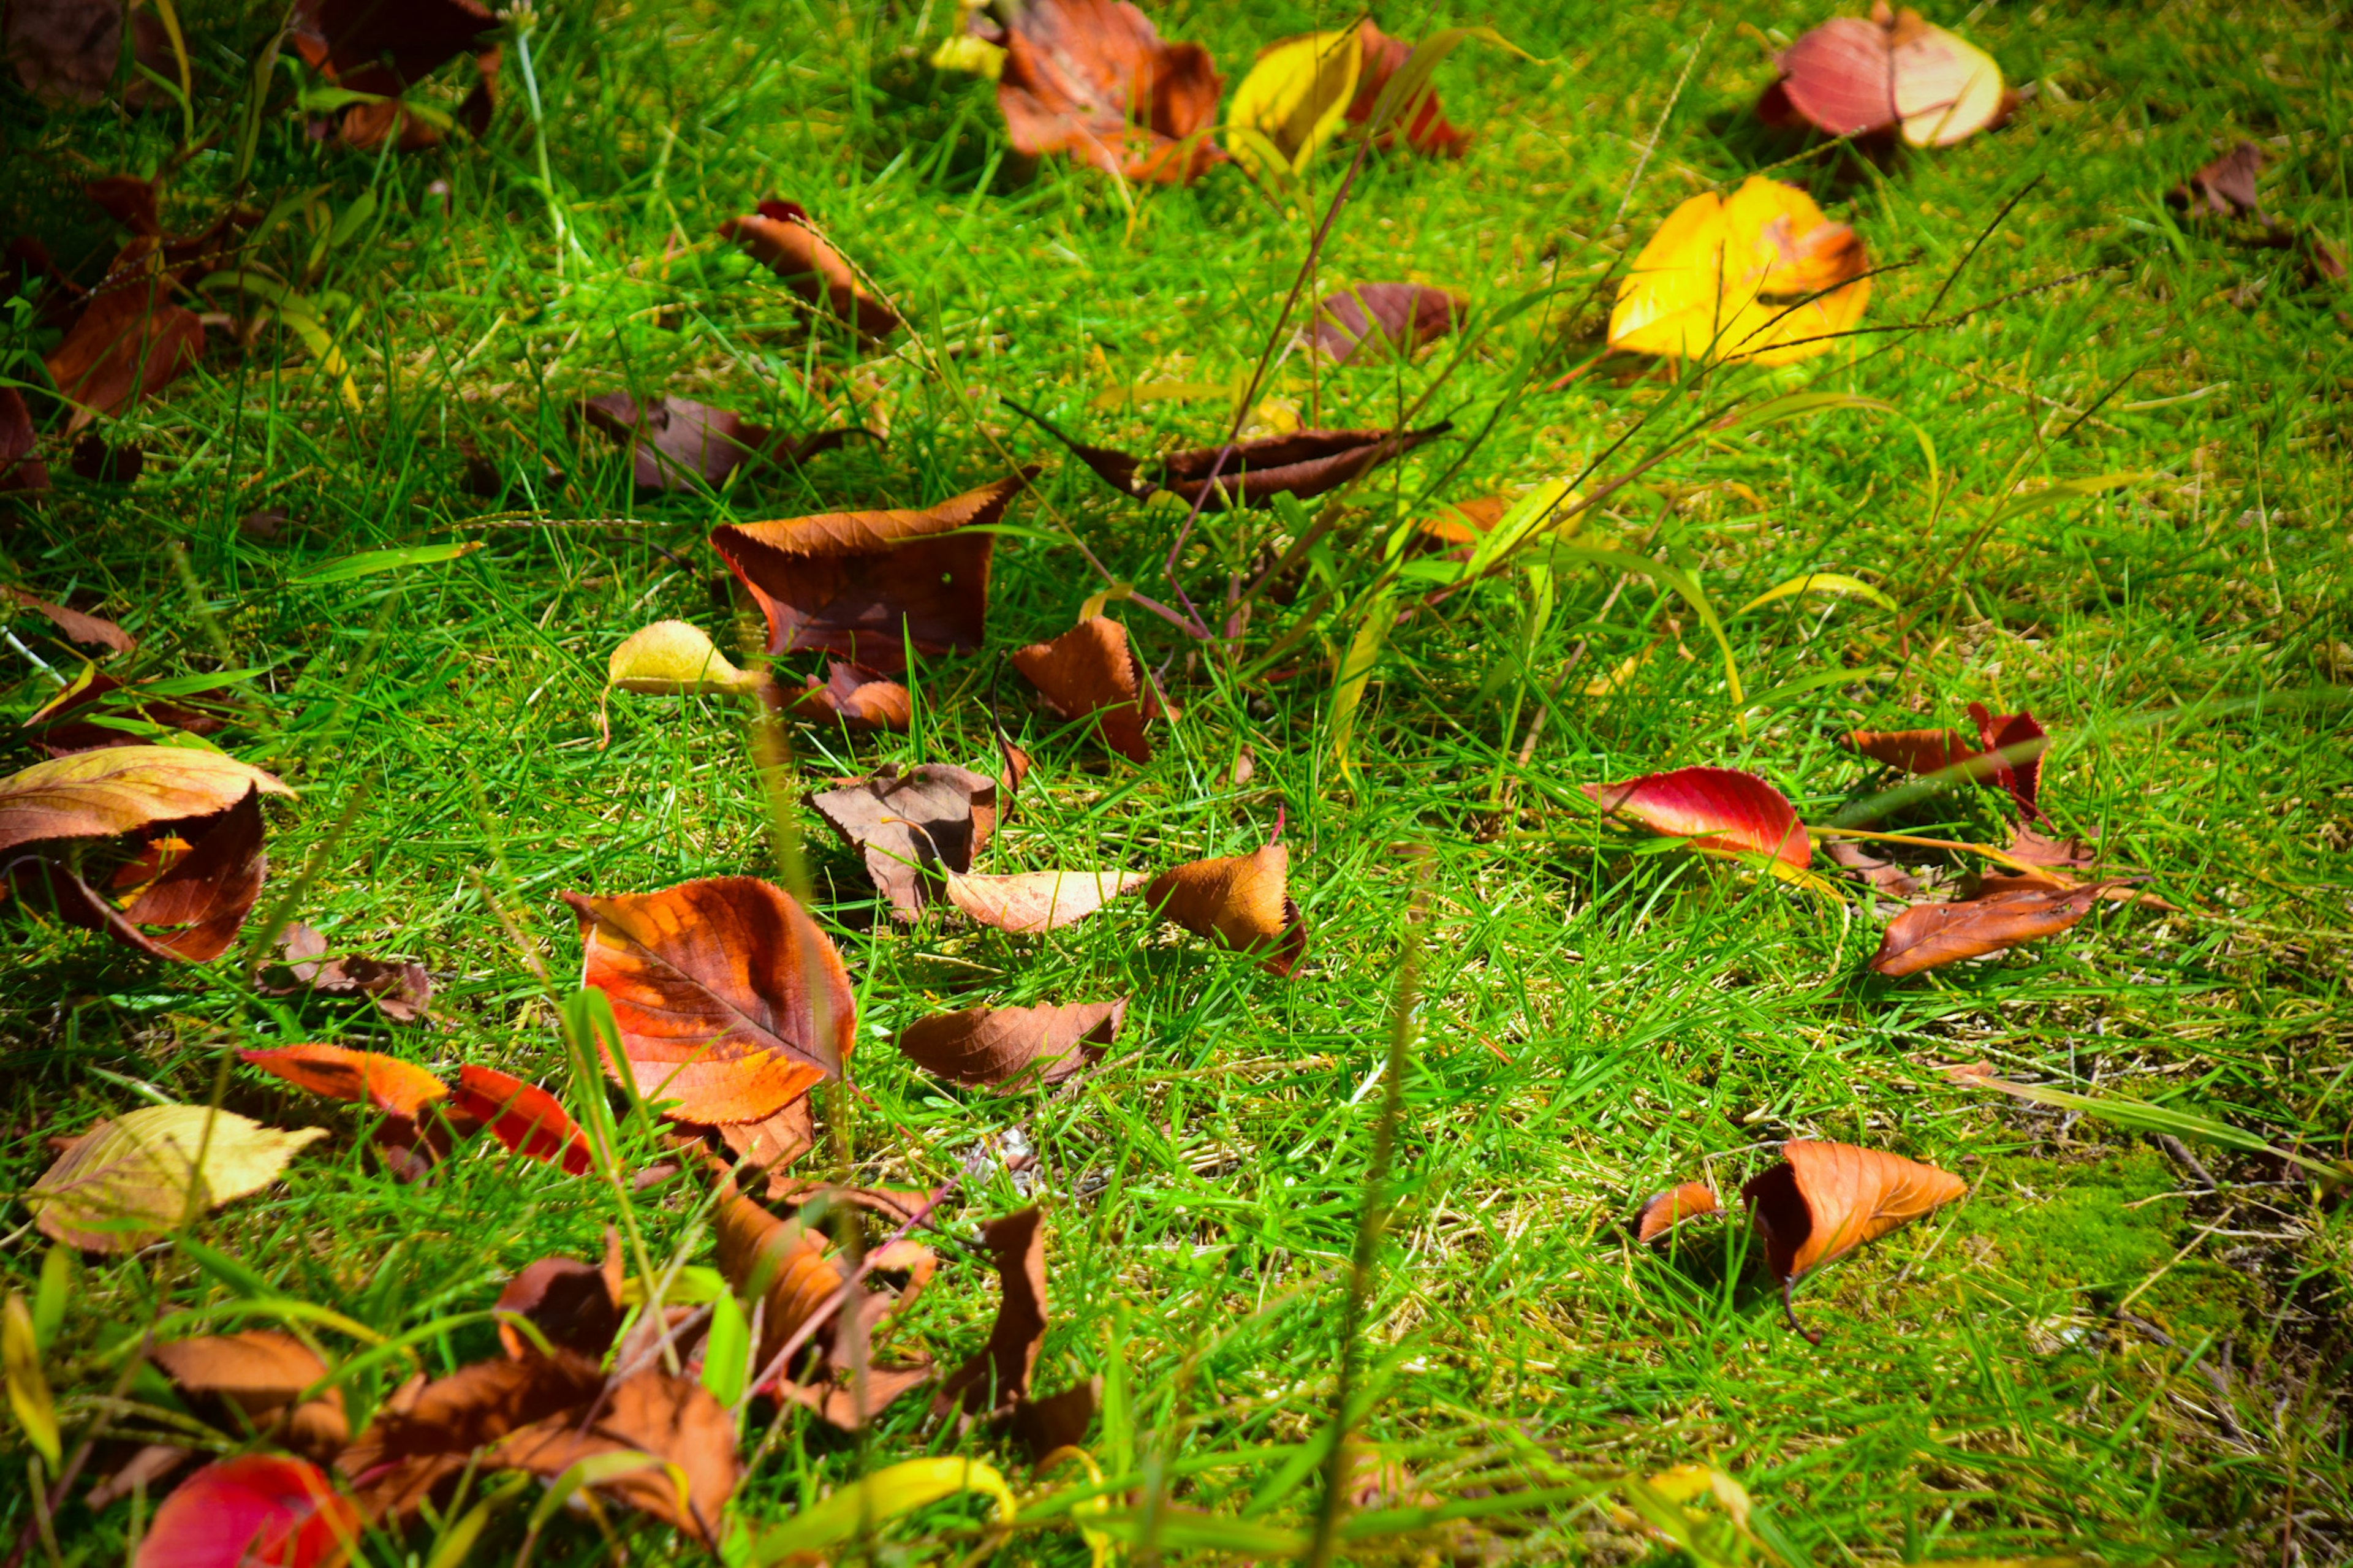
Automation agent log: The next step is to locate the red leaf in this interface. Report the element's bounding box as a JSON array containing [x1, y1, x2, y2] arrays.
[[1581, 765, 1811, 868], [1344, 20, 1469, 156], [1307, 282, 1463, 365], [134, 1453, 360, 1568], [1632, 1181, 1719, 1243], [453, 1066, 593, 1175], [1966, 702, 2048, 819]]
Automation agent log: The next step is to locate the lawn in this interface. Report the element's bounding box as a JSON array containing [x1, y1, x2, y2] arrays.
[[2, 0, 2351, 1562]]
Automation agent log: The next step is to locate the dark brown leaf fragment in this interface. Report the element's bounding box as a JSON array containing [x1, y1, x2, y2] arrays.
[[938, 1208, 1046, 1414], [1058, 422, 1452, 512], [256, 921, 433, 1022]]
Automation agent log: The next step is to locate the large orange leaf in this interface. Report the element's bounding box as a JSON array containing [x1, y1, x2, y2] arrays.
[[1608, 176, 1870, 365], [0, 745, 288, 855], [134, 1453, 360, 1568], [1740, 1140, 1966, 1341], [562, 877, 855, 1124], [1581, 765, 1811, 869], [239, 1043, 449, 1118]]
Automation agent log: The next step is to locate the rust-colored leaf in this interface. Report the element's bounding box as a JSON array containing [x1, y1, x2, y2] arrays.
[[1581, 765, 1811, 869], [1844, 727, 1979, 778], [43, 252, 206, 431], [253, 925, 434, 1023], [945, 867, 1149, 934], [1632, 1181, 1719, 1244], [1057, 422, 1451, 512], [714, 1191, 933, 1392], [452, 1066, 593, 1175], [719, 201, 901, 339], [939, 1208, 1046, 1414], [2005, 823, 2098, 870], [0, 388, 47, 493], [1011, 616, 1161, 763], [995, 0, 1224, 184], [86, 1444, 195, 1513], [1741, 1140, 1966, 1341], [563, 877, 855, 1123], [1966, 701, 2048, 819], [487, 1369, 737, 1542], [22, 669, 238, 757], [1145, 842, 1308, 977], [1009, 1379, 1099, 1466], [774, 660, 912, 733], [2172, 141, 2267, 221], [808, 763, 999, 921], [493, 1230, 623, 1362], [1306, 282, 1463, 365], [9, 790, 270, 961], [582, 389, 877, 492], [775, 1359, 936, 1431], [1822, 838, 1922, 899], [135, 1453, 361, 1568], [710, 1096, 817, 1198], [1870, 883, 2108, 977], [150, 1331, 348, 1460], [710, 471, 1034, 669], [338, 1351, 606, 1521], [1346, 18, 1468, 156], [0, 744, 288, 856], [238, 1043, 449, 1118], [898, 999, 1126, 1089]]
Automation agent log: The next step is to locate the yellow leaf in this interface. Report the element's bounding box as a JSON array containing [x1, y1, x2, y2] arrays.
[[1226, 29, 1362, 176], [929, 32, 1005, 80], [752, 1457, 1015, 1560], [3, 1292, 59, 1468], [1609, 175, 1871, 366], [605, 621, 767, 698], [28, 1104, 327, 1252], [0, 746, 290, 857]]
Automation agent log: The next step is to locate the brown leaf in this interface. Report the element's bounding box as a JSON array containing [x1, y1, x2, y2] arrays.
[[339, 1351, 606, 1520], [775, 1359, 936, 1431], [150, 1331, 349, 1459], [9, 789, 269, 961], [238, 1042, 449, 1117], [488, 1369, 738, 1540], [939, 1208, 1047, 1414], [1008, 1378, 1099, 1466], [898, 999, 1126, 1089], [1145, 842, 1308, 977], [945, 867, 1149, 934], [292, 0, 495, 97], [43, 250, 206, 431], [495, 1230, 624, 1362], [1306, 282, 1463, 365], [719, 201, 901, 339], [711, 470, 1034, 669], [5, 0, 143, 103], [581, 390, 877, 493], [1058, 422, 1451, 512], [1632, 1181, 1719, 1244], [1870, 882, 2107, 977], [2173, 141, 2268, 221], [773, 660, 912, 732], [6, 590, 134, 654], [452, 1066, 593, 1175], [808, 763, 999, 920], [1010, 615, 1161, 763], [1581, 766, 1811, 869], [23, 668, 237, 757], [1740, 1140, 1966, 1341], [1346, 20, 1468, 156], [1966, 702, 2048, 819], [995, 0, 1224, 184], [0, 389, 50, 493], [1822, 838, 1922, 899], [710, 1096, 817, 1197], [2004, 823, 2099, 870], [563, 877, 855, 1124], [714, 1191, 932, 1387], [253, 923, 434, 1022]]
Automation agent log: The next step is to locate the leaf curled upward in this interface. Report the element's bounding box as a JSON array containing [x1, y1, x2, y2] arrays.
[[1146, 842, 1308, 977], [993, 0, 1225, 184], [1054, 423, 1452, 512], [1581, 766, 1812, 869], [1740, 1140, 1966, 1341], [1609, 176, 1871, 366], [898, 999, 1126, 1088], [452, 1066, 594, 1175], [1767, 4, 2006, 148], [1011, 615, 1161, 763], [808, 763, 1001, 921], [563, 877, 856, 1124], [0, 744, 289, 855], [772, 661, 912, 733], [134, 1453, 360, 1568], [1632, 1181, 1719, 1244]]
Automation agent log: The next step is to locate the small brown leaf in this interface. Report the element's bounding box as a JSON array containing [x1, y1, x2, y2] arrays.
[[1966, 702, 2048, 819], [1008, 1379, 1099, 1466], [721, 200, 901, 339], [252, 925, 434, 1023], [994, 0, 1225, 184], [338, 1350, 607, 1520], [775, 1359, 936, 1431], [488, 1370, 738, 1540], [44, 251, 206, 431], [898, 999, 1126, 1089], [1581, 766, 1811, 869], [710, 1097, 817, 1197], [6, 0, 164, 104], [564, 877, 855, 1124], [2004, 823, 2099, 870], [494, 1231, 624, 1361], [808, 763, 999, 921], [23, 668, 237, 756], [5, 591, 134, 654], [775, 661, 912, 732], [1306, 282, 1462, 365], [711, 470, 1034, 668], [291, 0, 496, 99], [0, 388, 48, 493], [85, 1444, 194, 1513], [1058, 423, 1451, 512], [1870, 883, 2107, 977], [1632, 1181, 1719, 1244], [714, 1191, 932, 1386], [1822, 839, 1922, 900], [582, 390, 878, 492], [1145, 842, 1307, 977], [1844, 727, 1979, 779], [1740, 1140, 1966, 1341], [1010, 615, 1161, 763], [2173, 141, 2268, 221], [945, 867, 1149, 934], [238, 1042, 449, 1117], [939, 1208, 1047, 1414]]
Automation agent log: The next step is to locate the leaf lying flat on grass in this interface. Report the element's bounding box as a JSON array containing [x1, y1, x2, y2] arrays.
[[945, 867, 1150, 934], [44, 256, 207, 431], [1609, 177, 1870, 366], [1011, 615, 1161, 763], [29, 1105, 327, 1252], [1058, 423, 1452, 511], [563, 877, 855, 1124], [1870, 883, 2109, 976], [135, 1453, 361, 1568], [2172, 142, 2268, 221], [337, 1350, 608, 1519], [581, 390, 877, 492], [0, 390, 49, 493], [1145, 842, 1308, 977], [1741, 1140, 1966, 1341], [488, 1368, 738, 1542], [238, 1043, 449, 1117], [993, 0, 1224, 184], [809, 763, 1000, 920], [254, 925, 434, 1023], [150, 1330, 349, 1458], [898, 999, 1126, 1088], [1582, 765, 1812, 869], [720, 200, 901, 339], [5, 586, 132, 651], [23, 668, 233, 757], [1306, 282, 1463, 365], [0, 743, 287, 855]]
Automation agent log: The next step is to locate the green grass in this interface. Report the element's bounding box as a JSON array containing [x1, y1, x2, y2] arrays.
[[4, 0, 2352, 1561]]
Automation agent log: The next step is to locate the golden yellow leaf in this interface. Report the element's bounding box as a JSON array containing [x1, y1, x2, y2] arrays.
[[1608, 176, 1870, 366], [606, 621, 767, 698], [28, 1104, 327, 1252], [1225, 29, 1362, 176]]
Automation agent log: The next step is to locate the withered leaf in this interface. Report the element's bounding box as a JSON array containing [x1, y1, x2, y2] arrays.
[[1009, 1378, 1099, 1466], [85, 1444, 194, 1513], [714, 1191, 934, 1389], [494, 1230, 623, 1362], [6, 591, 134, 654], [238, 1042, 449, 1117], [9, 789, 269, 961], [44, 253, 206, 432], [1145, 842, 1308, 977], [291, 0, 495, 96], [1, 390, 50, 493], [1582, 765, 1811, 870], [898, 999, 1126, 1089], [711, 1096, 817, 1197], [2005, 823, 2099, 870], [808, 763, 999, 921], [253, 924, 434, 1023], [1741, 1140, 1966, 1341], [1844, 727, 1979, 779], [564, 877, 855, 1124], [150, 1331, 348, 1459], [581, 390, 877, 492], [774, 660, 912, 732], [1053, 420, 1452, 512], [6, 0, 164, 104], [1870, 883, 2113, 976], [29, 1105, 324, 1252], [1307, 282, 1462, 365], [1011, 615, 1160, 763], [339, 1350, 607, 1520], [1632, 1181, 1719, 1244], [995, 0, 1225, 184], [775, 1359, 937, 1431], [719, 201, 901, 339], [1768, 4, 2006, 148], [2173, 141, 2268, 221], [487, 1369, 737, 1542], [452, 1066, 593, 1175], [711, 470, 1034, 669], [938, 1208, 1047, 1414], [1822, 838, 1922, 900], [1346, 19, 1468, 156], [23, 667, 233, 760], [945, 867, 1149, 934], [1966, 701, 2047, 819]]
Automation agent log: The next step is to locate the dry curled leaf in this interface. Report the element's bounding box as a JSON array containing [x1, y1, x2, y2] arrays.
[[339, 1350, 607, 1521], [290, 0, 498, 148], [1822, 838, 1922, 900], [707, 1096, 817, 1198], [134, 1453, 361, 1568], [809, 763, 999, 921], [714, 1190, 934, 1396], [0, 390, 48, 493], [2171, 142, 2267, 221], [1610, 176, 1870, 366], [1966, 702, 2047, 819], [1010, 615, 1161, 763], [0, 744, 288, 856], [939, 1208, 1047, 1414], [1581, 765, 1811, 869], [1053, 420, 1452, 512], [44, 251, 206, 432], [564, 877, 855, 1124], [1145, 841, 1307, 977], [452, 1066, 593, 1175], [1870, 883, 2110, 976], [238, 1043, 448, 1117], [252, 925, 433, 1023], [9, 787, 269, 961], [944, 867, 1149, 934], [488, 1369, 738, 1542], [898, 999, 1126, 1088], [1844, 726, 1978, 778], [1767, 3, 2005, 147], [775, 661, 912, 732], [1306, 282, 1463, 365], [994, 0, 1224, 184], [29, 1105, 326, 1252], [1741, 1140, 1966, 1341], [1347, 18, 1469, 156], [70, 432, 143, 483], [494, 1233, 624, 1362], [711, 471, 1034, 669], [1632, 1181, 1719, 1244], [1008, 1379, 1099, 1466], [719, 200, 901, 339], [150, 1331, 348, 1459], [4, 590, 132, 653]]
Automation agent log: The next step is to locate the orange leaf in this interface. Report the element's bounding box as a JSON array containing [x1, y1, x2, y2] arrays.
[[1582, 765, 1811, 869], [452, 1065, 593, 1175], [134, 1453, 360, 1568], [1011, 616, 1161, 764], [563, 877, 855, 1124], [1145, 842, 1308, 977], [1870, 884, 2107, 976], [150, 1331, 349, 1460], [775, 660, 912, 733], [486, 1370, 738, 1543], [338, 1351, 608, 1521], [1632, 1181, 1719, 1244], [994, 0, 1226, 184], [1051, 420, 1453, 512], [1741, 1140, 1966, 1341], [1608, 178, 1870, 366], [719, 200, 900, 339], [239, 1043, 449, 1118]]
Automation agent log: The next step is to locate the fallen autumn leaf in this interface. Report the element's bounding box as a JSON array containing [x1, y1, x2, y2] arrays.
[[1740, 1139, 1967, 1341], [1581, 765, 1812, 869]]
